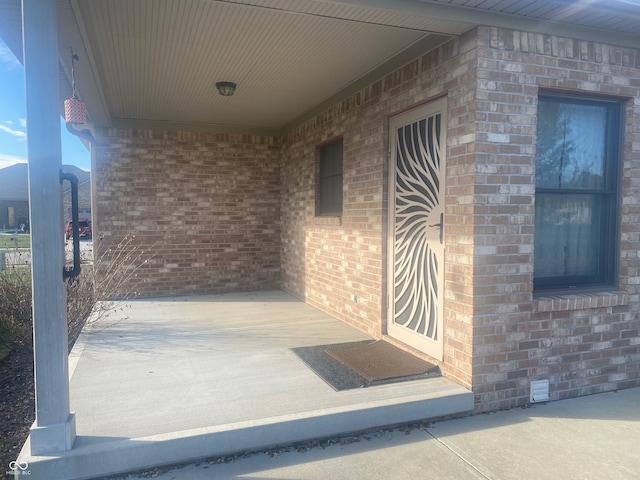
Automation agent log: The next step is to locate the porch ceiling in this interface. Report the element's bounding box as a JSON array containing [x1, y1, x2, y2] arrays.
[[0, 0, 639, 135], [71, 0, 466, 133]]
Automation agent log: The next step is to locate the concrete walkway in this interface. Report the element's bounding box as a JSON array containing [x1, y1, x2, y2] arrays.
[[121, 386, 640, 480], [18, 291, 472, 479]]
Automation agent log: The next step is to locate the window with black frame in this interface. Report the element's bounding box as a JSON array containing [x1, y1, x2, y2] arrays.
[[317, 138, 343, 216], [534, 95, 621, 292]]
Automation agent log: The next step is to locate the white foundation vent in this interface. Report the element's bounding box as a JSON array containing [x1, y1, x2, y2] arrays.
[[530, 379, 550, 403]]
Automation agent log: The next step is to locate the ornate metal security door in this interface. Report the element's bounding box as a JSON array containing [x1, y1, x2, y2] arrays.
[[388, 98, 447, 360]]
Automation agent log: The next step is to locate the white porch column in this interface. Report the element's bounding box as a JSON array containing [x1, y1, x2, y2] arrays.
[[22, 0, 76, 454]]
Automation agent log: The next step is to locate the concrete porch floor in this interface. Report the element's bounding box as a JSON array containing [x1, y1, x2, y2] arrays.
[[19, 291, 473, 480]]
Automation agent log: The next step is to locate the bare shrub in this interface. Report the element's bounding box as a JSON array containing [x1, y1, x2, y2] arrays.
[[0, 266, 32, 351], [66, 265, 97, 347], [88, 234, 154, 319], [0, 234, 153, 352], [0, 265, 96, 352]]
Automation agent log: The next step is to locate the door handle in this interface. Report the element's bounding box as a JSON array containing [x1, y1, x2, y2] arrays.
[[429, 212, 444, 244], [60, 170, 81, 279]]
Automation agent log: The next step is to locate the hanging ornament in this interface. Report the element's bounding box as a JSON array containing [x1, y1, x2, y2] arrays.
[[64, 51, 86, 124]]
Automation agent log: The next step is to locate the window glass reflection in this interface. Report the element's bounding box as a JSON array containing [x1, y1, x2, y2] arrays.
[[536, 102, 607, 190]]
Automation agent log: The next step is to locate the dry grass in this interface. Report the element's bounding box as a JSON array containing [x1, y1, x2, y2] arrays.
[[0, 266, 32, 352], [0, 234, 155, 470], [0, 234, 153, 352], [0, 263, 113, 352], [92, 234, 154, 303]]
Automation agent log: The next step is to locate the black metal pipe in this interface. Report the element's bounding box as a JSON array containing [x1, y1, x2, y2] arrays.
[[60, 170, 81, 279]]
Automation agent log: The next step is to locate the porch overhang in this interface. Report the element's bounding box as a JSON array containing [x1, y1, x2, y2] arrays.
[[1, 0, 639, 136], [2, 0, 640, 474]]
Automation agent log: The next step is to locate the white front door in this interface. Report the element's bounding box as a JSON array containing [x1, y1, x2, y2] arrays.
[[388, 98, 447, 361]]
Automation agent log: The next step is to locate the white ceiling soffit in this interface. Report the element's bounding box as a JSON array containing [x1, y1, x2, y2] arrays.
[[3, 0, 638, 134], [69, 0, 472, 133], [0, 0, 112, 126], [335, 0, 640, 45]]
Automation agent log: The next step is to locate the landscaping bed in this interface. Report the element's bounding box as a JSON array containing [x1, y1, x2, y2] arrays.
[[0, 263, 89, 475], [0, 348, 34, 475], [0, 316, 86, 476], [1, 235, 144, 474]]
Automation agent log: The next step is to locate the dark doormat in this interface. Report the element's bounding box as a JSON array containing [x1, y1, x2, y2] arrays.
[[292, 340, 440, 391]]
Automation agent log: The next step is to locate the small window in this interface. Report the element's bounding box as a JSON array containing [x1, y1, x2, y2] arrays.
[[534, 95, 621, 292], [7, 206, 15, 227], [317, 139, 343, 216]]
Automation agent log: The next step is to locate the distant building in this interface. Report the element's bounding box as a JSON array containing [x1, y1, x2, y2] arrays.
[[61, 166, 92, 223], [0, 163, 30, 230], [0, 163, 91, 229]]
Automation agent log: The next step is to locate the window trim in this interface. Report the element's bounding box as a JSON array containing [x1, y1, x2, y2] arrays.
[[533, 94, 623, 294], [316, 137, 343, 217]]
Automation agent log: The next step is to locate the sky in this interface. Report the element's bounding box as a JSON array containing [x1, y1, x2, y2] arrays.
[[0, 36, 91, 171]]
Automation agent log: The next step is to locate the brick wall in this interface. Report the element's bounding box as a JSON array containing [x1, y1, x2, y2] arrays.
[[469, 27, 640, 410], [93, 129, 281, 297], [280, 123, 387, 338], [93, 25, 640, 413], [280, 25, 640, 410], [63, 176, 92, 222], [280, 30, 480, 387]]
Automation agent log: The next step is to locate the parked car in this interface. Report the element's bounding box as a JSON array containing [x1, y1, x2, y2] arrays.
[[65, 219, 92, 240]]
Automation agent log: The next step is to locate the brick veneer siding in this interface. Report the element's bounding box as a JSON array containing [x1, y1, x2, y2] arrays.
[[280, 26, 640, 410], [63, 178, 92, 222], [93, 130, 281, 297], [469, 27, 640, 410], [94, 26, 640, 413], [280, 30, 480, 388]]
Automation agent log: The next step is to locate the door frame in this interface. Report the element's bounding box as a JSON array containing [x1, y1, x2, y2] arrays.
[[386, 97, 447, 361]]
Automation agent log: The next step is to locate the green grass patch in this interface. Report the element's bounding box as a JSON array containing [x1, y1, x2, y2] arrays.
[[0, 233, 31, 250]]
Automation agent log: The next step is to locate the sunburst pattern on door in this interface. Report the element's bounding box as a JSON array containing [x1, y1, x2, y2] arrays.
[[393, 112, 443, 343]]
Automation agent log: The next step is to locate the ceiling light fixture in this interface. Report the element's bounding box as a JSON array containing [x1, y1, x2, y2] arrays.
[[216, 81, 237, 96]]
